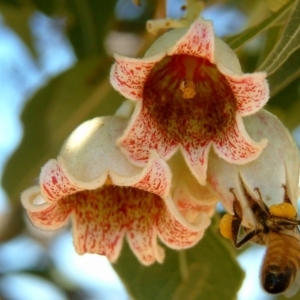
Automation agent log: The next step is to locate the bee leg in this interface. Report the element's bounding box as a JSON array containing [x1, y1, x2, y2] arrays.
[[229, 206, 262, 249], [229, 188, 264, 248], [237, 175, 269, 220], [253, 187, 270, 212], [235, 228, 263, 248], [282, 184, 292, 205]]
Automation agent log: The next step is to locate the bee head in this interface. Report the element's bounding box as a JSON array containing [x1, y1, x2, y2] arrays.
[[262, 265, 293, 294]]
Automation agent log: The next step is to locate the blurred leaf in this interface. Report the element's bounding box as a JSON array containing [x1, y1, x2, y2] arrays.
[[113, 221, 244, 300], [0, 4, 36, 56], [65, 0, 118, 58], [257, 0, 300, 75], [266, 0, 290, 11], [31, 0, 57, 15], [0, 0, 19, 7], [268, 47, 300, 97], [2, 57, 124, 203], [256, 24, 282, 68], [0, 207, 24, 242], [29, 0, 119, 58], [225, 0, 294, 51], [266, 78, 300, 130]]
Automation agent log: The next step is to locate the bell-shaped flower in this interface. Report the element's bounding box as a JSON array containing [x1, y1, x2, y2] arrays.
[[21, 115, 217, 265], [110, 17, 269, 185], [206, 109, 300, 227]]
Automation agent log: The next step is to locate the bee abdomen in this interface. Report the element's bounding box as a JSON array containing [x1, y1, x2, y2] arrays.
[[261, 232, 300, 294]]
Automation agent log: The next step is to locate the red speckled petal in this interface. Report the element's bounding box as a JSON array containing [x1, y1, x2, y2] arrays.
[[157, 208, 204, 249], [127, 228, 163, 265], [126, 192, 165, 265], [71, 188, 127, 262], [213, 116, 267, 164], [40, 159, 83, 202], [119, 103, 178, 164], [28, 202, 71, 230], [132, 152, 171, 198], [171, 19, 214, 62], [71, 187, 165, 264], [110, 55, 156, 101], [225, 72, 269, 116], [180, 142, 212, 186]]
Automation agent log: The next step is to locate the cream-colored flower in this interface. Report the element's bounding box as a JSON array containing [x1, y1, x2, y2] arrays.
[[21, 115, 217, 265], [207, 109, 300, 228], [110, 18, 269, 185]]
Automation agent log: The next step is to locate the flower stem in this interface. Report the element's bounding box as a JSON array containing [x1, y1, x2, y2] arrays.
[[178, 250, 189, 281]]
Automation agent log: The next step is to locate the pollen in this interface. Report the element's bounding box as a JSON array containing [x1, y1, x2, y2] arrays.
[[219, 213, 234, 240], [269, 203, 297, 219], [180, 79, 196, 99]]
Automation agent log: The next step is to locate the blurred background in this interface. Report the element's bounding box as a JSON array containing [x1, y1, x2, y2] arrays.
[[0, 0, 299, 299]]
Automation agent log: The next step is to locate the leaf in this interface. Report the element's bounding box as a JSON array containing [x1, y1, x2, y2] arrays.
[[66, 0, 118, 58], [113, 220, 244, 300], [257, 0, 300, 75], [1, 57, 124, 203], [266, 0, 290, 11], [31, 0, 57, 15], [268, 47, 300, 97], [266, 78, 300, 130], [225, 0, 294, 51]]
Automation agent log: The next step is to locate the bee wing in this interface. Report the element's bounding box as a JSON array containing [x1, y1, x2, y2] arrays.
[[283, 270, 300, 298]]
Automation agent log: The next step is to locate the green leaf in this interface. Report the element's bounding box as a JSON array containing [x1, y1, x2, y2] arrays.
[[268, 47, 300, 97], [257, 0, 300, 75], [113, 220, 244, 300], [266, 78, 300, 130], [225, 0, 294, 51], [31, 0, 57, 15], [1, 57, 124, 203], [66, 0, 118, 58], [266, 0, 290, 11]]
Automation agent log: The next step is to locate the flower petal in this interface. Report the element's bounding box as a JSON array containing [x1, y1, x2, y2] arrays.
[[224, 72, 269, 116], [180, 142, 211, 185], [207, 109, 300, 225], [118, 102, 178, 164], [59, 115, 172, 197], [59, 116, 140, 187], [172, 185, 216, 226], [127, 228, 165, 265], [171, 18, 214, 61], [213, 114, 267, 165], [168, 152, 218, 224], [40, 159, 83, 202], [110, 54, 157, 101], [71, 187, 127, 262], [125, 190, 166, 265], [21, 186, 71, 230], [130, 151, 172, 198], [157, 207, 204, 249]]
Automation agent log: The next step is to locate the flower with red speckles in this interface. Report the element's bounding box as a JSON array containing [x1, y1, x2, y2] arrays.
[[110, 18, 269, 185], [21, 115, 217, 265], [206, 109, 300, 227]]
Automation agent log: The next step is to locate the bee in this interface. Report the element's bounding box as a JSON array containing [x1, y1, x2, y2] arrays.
[[219, 176, 300, 297]]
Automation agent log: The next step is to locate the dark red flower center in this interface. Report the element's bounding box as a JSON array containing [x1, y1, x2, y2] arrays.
[[143, 54, 237, 144]]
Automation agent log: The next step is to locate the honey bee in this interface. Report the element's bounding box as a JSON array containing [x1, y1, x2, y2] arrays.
[[219, 176, 300, 297]]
